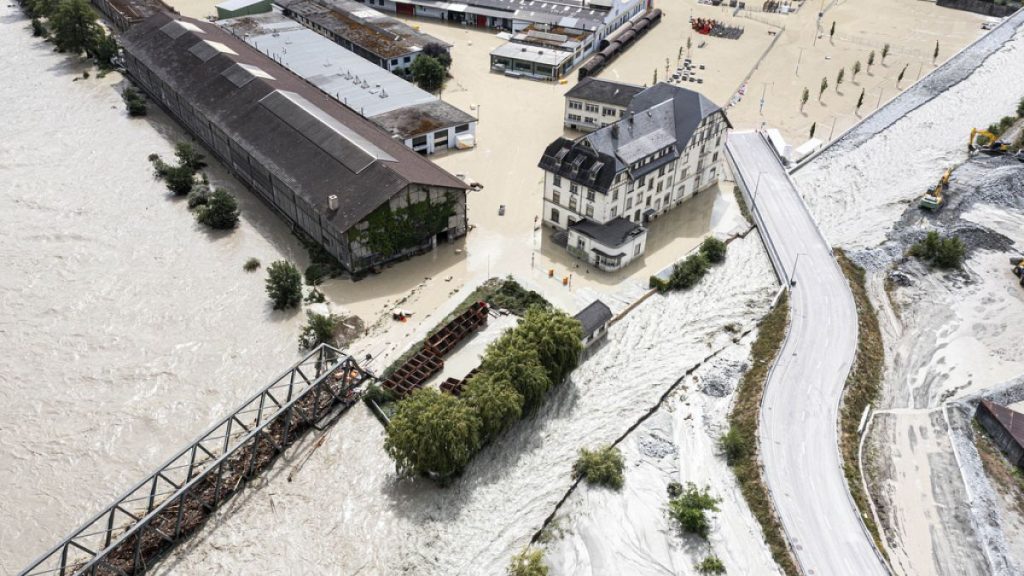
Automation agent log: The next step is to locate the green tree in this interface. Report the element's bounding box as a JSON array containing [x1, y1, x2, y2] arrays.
[[243, 257, 261, 272], [25, 0, 60, 19], [881, 43, 890, 63], [265, 260, 303, 310], [298, 310, 339, 350], [653, 68, 658, 85], [856, 88, 865, 113], [572, 445, 624, 490], [31, 18, 48, 37], [818, 76, 828, 100], [507, 547, 548, 576], [829, 21, 836, 41], [810, 121, 817, 139], [696, 555, 727, 575], [515, 308, 583, 385], [867, 50, 875, 72], [852, 60, 861, 81], [909, 231, 965, 269], [88, 30, 117, 68], [897, 63, 908, 87], [669, 253, 710, 289], [195, 188, 239, 229], [50, 0, 99, 55], [462, 373, 523, 442], [174, 142, 207, 172], [384, 388, 482, 478], [700, 236, 727, 264], [411, 54, 445, 92], [836, 67, 845, 91], [163, 164, 195, 196], [1017, 96, 1024, 117], [122, 86, 147, 116], [478, 332, 551, 413], [719, 426, 746, 465], [933, 40, 940, 63], [422, 42, 451, 70], [800, 87, 809, 111], [668, 483, 721, 539]]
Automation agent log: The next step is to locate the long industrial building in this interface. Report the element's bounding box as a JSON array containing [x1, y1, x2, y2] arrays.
[[221, 13, 476, 154], [120, 13, 469, 274]]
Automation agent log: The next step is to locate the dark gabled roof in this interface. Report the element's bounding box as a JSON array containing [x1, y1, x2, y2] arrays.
[[537, 137, 617, 193], [980, 400, 1024, 448], [569, 217, 644, 248], [626, 82, 729, 142], [574, 300, 612, 339], [121, 12, 465, 234], [565, 77, 645, 108], [371, 100, 476, 140]]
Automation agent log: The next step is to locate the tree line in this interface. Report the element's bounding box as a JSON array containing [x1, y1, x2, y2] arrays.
[[384, 307, 583, 480]]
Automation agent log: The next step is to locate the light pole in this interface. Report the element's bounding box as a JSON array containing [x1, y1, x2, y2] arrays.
[[750, 170, 766, 215], [795, 47, 805, 76], [790, 252, 807, 287]]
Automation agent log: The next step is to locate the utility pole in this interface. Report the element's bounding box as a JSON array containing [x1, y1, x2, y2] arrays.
[[790, 252, 806, 286], [828, 115, 838, 140], [876, 88, 884, 110], [795, 47, 805, 76]]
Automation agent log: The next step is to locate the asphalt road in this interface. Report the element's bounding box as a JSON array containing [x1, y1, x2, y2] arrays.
[[726, 131, 888, 576]]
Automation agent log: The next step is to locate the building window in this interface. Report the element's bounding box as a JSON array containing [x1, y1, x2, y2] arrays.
[[391, 59, 399, 66], [456, 124, 470, 133], [404, 56, 411, 63], [626, 198, 633, 210], [412, 135, 427, 147], [553, 174, 562, 188], [569, 196, 578, 211], [585, 103, 599, 113], [577, 237, 585, 250], [634, 243, 642, 256], [612, 189, 619, 201], [657, 182, 663, 193], [658, 166, 666, 177], [552, 190, 561, 205], [569, 100, 583, 110], [586, 190, 595, 202], [570, 183, 579, 194], [611, 206, 618, 218], [712, 152, 718, 162], [585, 204, 594, 218], [550, 207, 560, 223]]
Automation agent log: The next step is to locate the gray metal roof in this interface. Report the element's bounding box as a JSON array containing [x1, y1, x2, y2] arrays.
[[573, 299, 612, 339], [564, 77, 644, 107], [277, 0, 448, 59], [121, 12, 466, 235], [221, 15, 435, 117], [569, 217, 643, 248], [490, 42, 573, 66], [980, 400, 1024, 448], [371, 100, 476, 140], [394, 0, 611, 30]]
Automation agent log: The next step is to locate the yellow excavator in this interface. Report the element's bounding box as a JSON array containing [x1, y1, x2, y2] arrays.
[[969, 128, 1010, 155], [919, 167, 952, 210]]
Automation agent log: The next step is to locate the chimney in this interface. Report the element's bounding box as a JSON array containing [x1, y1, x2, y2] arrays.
[[328, 195, 339, 210]]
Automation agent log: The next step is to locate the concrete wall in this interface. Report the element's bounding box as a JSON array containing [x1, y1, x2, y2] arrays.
[[976, 403, 1024, 468]]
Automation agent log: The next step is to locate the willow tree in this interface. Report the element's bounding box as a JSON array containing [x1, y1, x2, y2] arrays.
[[516, 308, 583, 385], [478, 331, 551, 413], [384, 388, 482, 478], [462, 373, 523, 442]]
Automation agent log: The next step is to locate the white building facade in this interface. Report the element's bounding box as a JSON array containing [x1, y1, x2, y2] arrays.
[[564, 77, 644, 132], [538, 82, 730, 271]]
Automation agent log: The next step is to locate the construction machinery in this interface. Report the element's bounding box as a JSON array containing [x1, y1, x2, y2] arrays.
[[920, 167, 952, 210], [969, 128, 1010, 155], [1011, 256, 1024, 287]]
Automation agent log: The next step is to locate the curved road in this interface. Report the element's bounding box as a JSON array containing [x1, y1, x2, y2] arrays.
[[726, 131, 887, 575]]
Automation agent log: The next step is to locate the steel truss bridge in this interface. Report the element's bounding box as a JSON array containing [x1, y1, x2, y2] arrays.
[[19, 344, 372, 576]]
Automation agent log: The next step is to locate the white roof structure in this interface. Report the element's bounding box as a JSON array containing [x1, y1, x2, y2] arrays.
[[489, 42, 573, 67], [216, 0, 266, 11], [222, 15, 435, 117]]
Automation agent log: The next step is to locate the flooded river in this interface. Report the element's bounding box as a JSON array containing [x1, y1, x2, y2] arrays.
[[0, 7, 309, 572]]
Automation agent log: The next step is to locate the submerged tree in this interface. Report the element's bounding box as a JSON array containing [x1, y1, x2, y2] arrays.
[[264, 260, 303, 310], [411, 55, 445, 93], [515, 308, 582, 385], [195, 188, 239, 229], [478, 332, 551, 413], [669, 483, 721, 539], [50, 0, 99, 55], [800, 87, 809, 111], [461, 373, 523, 442], [384, 388, 482, 478], [507, 547, 548, 576], [422, 42, 452, 70], [818, 76, 828, 100], [852, 60, 862, 82]]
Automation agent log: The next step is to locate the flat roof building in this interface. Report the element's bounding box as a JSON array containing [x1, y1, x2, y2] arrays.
[[564, 76, 645, 132], [489, 42, 574, 80], [221, 13, 475, 154], [121, 13, 469, 274], [276, 0, 448, 72]]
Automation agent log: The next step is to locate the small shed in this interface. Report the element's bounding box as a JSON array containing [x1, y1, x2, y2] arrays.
[[574, 300, 613, 348], [216, 0, 271, 19], [976, 400, 1024, 469]]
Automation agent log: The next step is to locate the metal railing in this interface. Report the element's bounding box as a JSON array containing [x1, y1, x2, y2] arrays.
[[19, 344, 371, 576]]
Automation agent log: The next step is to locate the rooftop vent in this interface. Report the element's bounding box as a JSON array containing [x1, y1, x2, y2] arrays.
[[328, 194, 339, 210]]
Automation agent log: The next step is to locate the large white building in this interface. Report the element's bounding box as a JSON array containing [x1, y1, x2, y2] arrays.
[[538, 82, 730, 271], [563, 76, 644, 132]]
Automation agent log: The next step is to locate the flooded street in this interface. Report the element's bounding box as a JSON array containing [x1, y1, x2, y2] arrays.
[[0, 8, 311, 572]]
